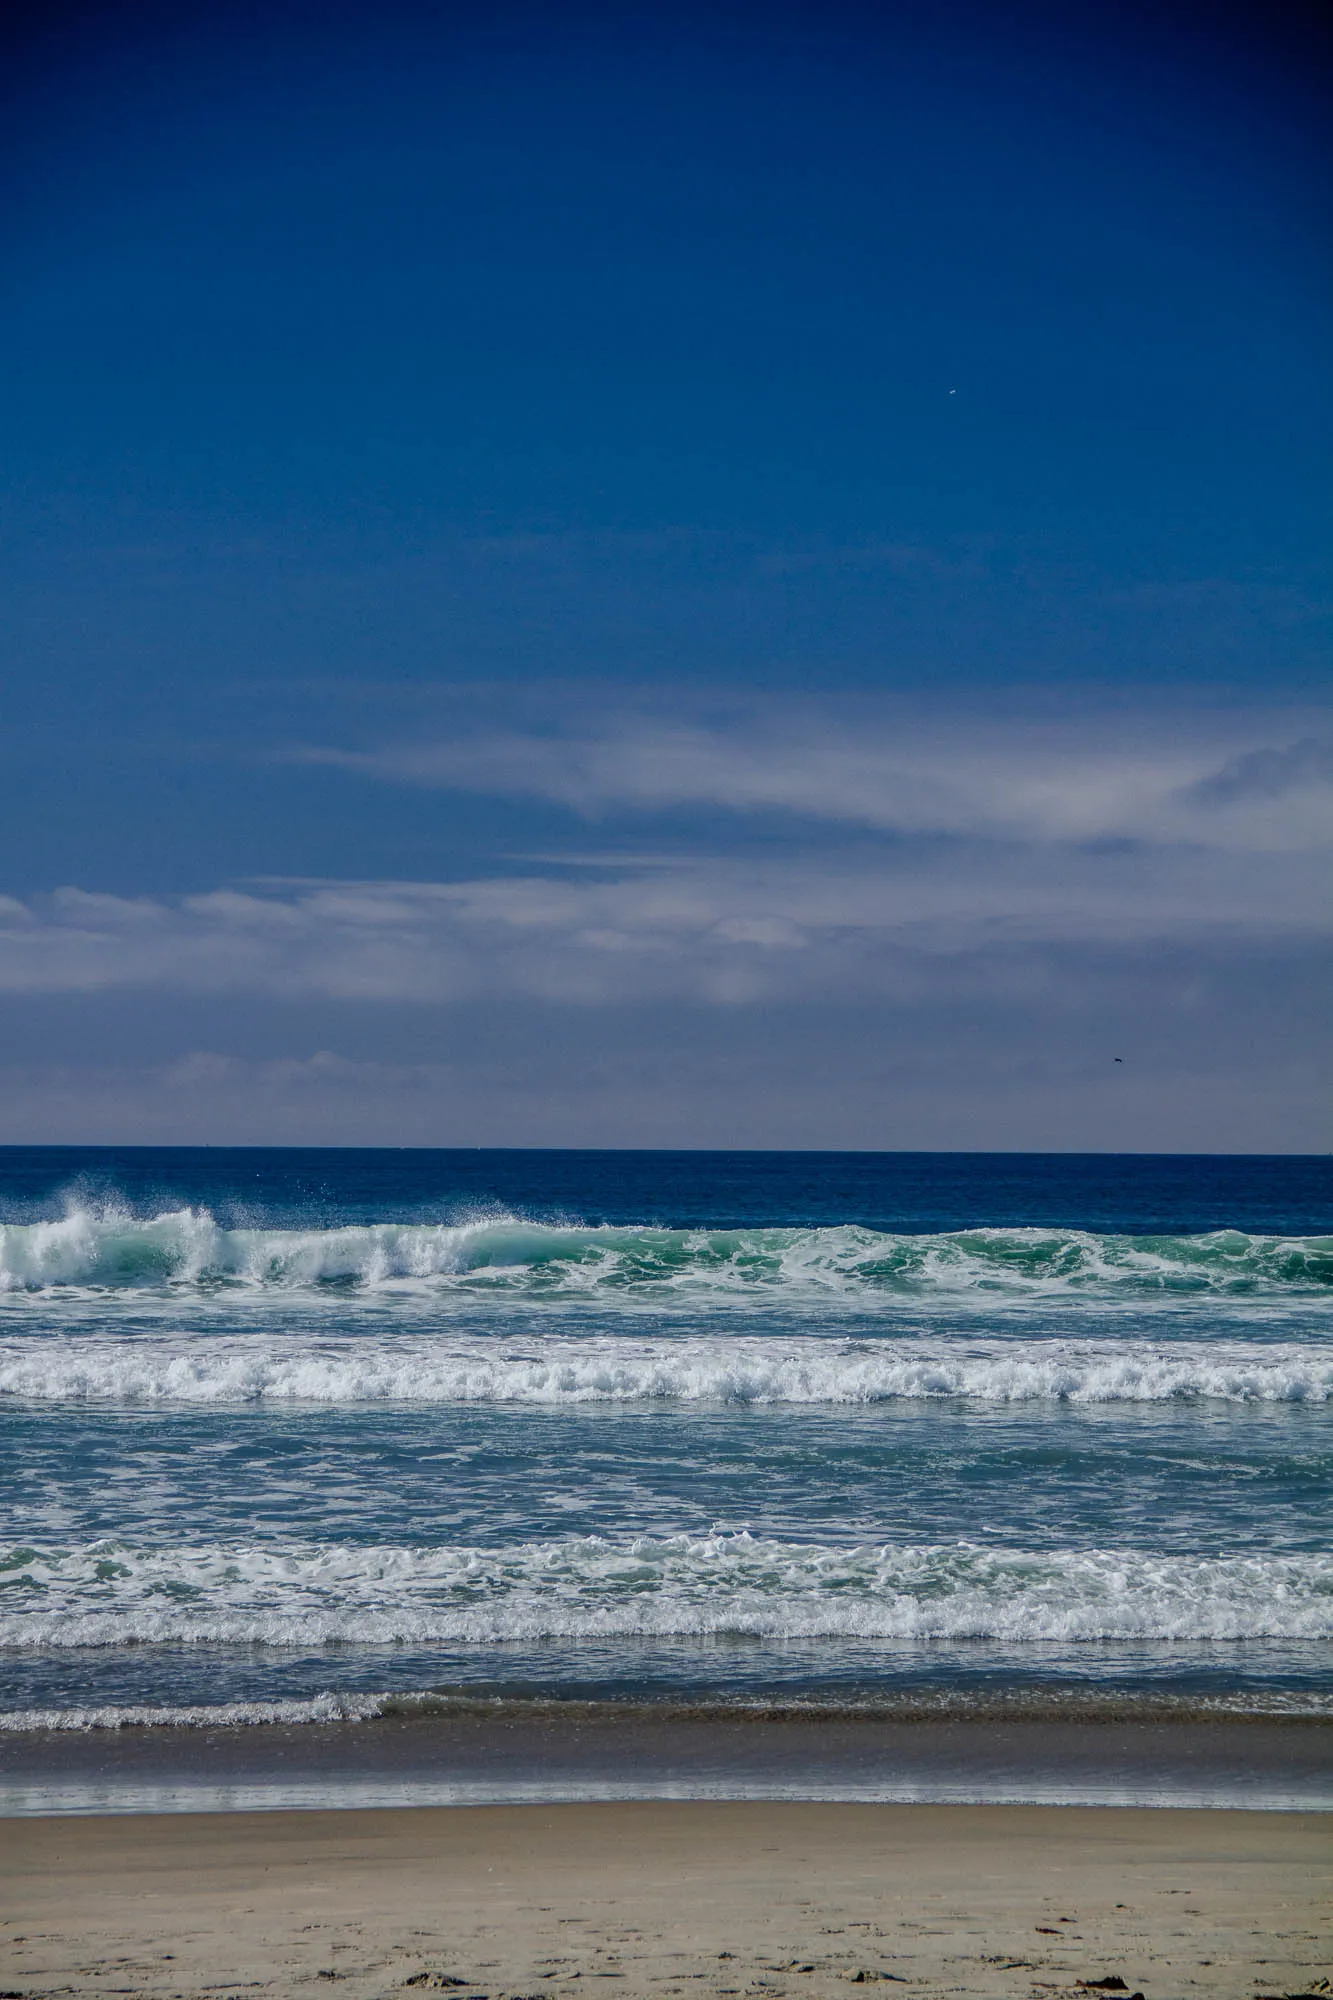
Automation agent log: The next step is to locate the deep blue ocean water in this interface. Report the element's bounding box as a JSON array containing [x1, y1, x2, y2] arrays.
[[2, 1148, 1330, 1727]]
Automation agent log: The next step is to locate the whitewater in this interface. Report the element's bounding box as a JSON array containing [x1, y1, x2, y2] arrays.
[[4, 1332, 1332, 1404], [2, 1204, 1330, 1296], [2, 1149, 1330, 1739]]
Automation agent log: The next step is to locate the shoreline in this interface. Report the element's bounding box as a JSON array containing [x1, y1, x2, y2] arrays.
[[3, 1800, 1327, 1999], [4, 1705, 1330, 1817]]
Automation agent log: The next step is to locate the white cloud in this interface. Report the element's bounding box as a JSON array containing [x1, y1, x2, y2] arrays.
[[3, 697, 1326, 1040], [288, 696, 1333, 854], [0, 832, 1325, 1006]]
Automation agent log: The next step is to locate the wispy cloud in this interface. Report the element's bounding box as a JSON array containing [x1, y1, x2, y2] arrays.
[[288, 695, 1333, 853]]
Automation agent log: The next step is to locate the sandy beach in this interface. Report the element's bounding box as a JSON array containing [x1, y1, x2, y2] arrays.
[[2, 1802, 1327, 2000]]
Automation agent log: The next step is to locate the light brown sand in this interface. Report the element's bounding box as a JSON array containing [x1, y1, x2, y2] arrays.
[[1, 1804, 1327, 2000]]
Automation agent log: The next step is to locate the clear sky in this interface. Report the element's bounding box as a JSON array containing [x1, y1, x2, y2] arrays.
[[2, 0, 1329, 1149]]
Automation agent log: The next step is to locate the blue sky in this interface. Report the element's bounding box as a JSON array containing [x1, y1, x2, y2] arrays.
[[1, 0, 1329, 1147]]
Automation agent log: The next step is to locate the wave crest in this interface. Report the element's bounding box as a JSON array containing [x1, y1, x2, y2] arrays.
[[2, 1206, 1330, 1297]]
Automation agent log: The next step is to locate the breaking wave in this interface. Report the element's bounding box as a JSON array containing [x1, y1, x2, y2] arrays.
[[2, 1206, 1330, 1297], [3, 1533, 1330, 1649], [4, 1334, 1331, 1404], [0, 1691, 389, 1732]]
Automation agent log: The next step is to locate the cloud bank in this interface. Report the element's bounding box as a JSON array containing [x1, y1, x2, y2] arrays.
[[3, 697, 1326, 1006], [2, 695, 1328, 1147], [0, 841, 1325, 1007]]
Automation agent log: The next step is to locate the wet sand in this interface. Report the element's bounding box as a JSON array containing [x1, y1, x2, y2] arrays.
[[2, 1802, 1327, 2000], [3, 1707, 1329, 1815]]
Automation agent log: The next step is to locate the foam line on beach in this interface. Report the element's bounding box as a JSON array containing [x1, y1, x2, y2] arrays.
[[5, 1687, 1333, 1734]]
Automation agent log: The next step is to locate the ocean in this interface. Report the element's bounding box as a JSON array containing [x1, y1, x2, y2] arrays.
[[2, 1147, 1331, 1811]]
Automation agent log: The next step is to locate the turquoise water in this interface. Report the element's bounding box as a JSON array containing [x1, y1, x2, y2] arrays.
[[1, 1149, 1330, 1725]]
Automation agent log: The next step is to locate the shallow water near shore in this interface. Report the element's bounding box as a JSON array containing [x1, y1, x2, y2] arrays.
[[3, 1147, 1330, 1811], [2, 1705, 1330, 1816]]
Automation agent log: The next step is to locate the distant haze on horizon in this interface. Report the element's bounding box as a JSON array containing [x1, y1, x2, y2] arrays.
[[1, 0, 1329, 1151]]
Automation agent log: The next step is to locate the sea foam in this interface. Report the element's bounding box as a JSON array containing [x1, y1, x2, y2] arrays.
[[4, 1533, 1331, 1649], [3, 1333, 1331, 1404]]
